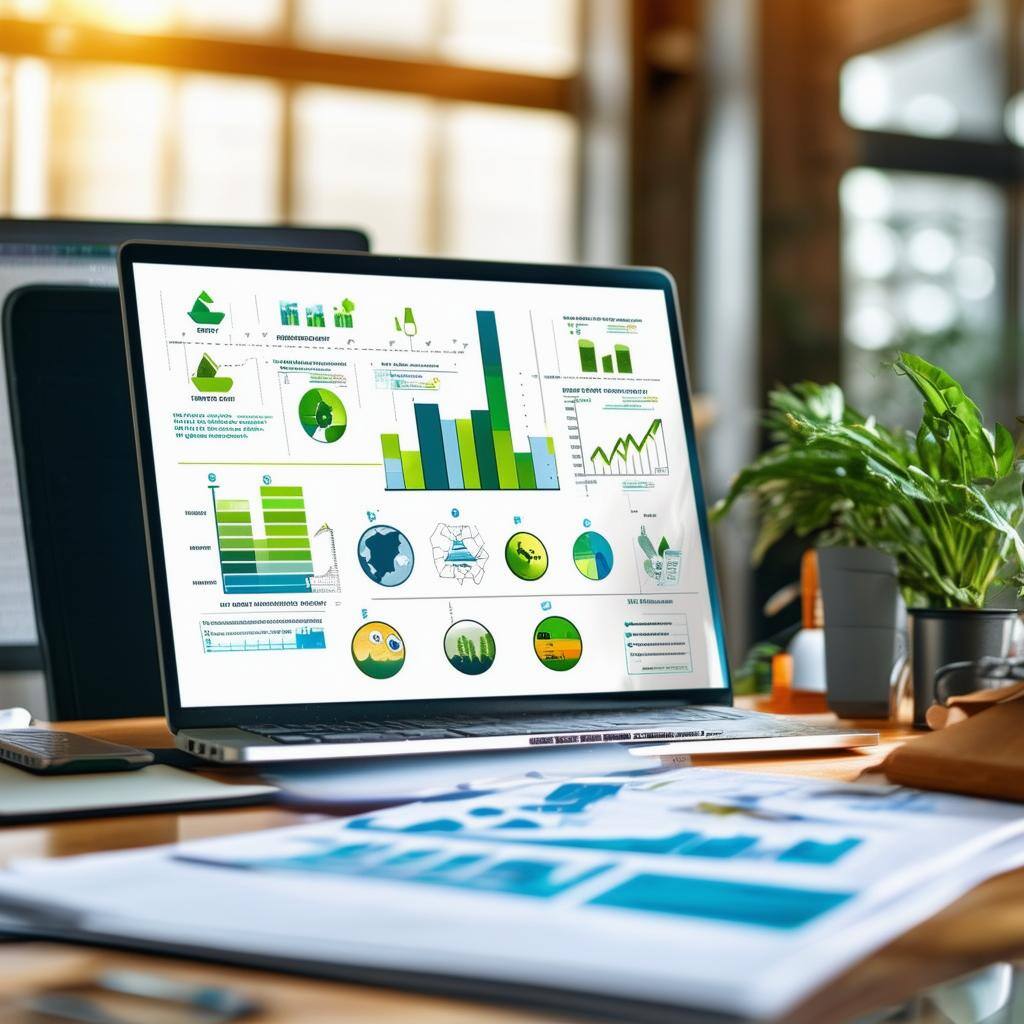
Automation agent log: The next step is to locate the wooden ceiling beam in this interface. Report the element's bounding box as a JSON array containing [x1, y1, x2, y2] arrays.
[[0, 17, 579, 112], [829, 0, 973, 59]]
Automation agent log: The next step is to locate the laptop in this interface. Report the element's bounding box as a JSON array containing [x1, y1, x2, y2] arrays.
[[118, 242, 877, 762]]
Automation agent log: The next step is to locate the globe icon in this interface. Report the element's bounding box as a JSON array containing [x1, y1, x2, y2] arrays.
[[358, 525, 415, 587]]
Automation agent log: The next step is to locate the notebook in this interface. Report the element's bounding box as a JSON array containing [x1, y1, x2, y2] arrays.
[[0, 762, 277, 824], [884, 698, 1024, 803]]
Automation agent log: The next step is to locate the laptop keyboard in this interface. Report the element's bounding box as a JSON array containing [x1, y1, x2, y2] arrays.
[[242, 707, 748, 745]]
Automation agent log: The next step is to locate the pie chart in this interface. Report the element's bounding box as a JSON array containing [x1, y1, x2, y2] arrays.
[[298, 388, 347, 443], [572, 530, 614, 581]]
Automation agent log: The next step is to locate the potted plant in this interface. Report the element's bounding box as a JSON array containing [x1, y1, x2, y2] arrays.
[[713, 352, 1024, 725]]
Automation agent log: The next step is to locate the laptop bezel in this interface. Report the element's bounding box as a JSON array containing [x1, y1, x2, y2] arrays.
[[118, 242, 733, 732]]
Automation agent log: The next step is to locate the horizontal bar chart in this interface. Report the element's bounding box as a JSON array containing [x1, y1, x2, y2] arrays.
[[211, 484, 315, 594], [381, 310, 559, 491]]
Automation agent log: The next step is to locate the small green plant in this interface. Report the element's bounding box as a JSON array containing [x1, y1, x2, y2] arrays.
[[731, 641, 783, 695], [713, 352, 1024, 609]]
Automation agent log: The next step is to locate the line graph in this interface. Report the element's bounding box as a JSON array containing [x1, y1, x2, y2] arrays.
[[586, 417, 669, 476]]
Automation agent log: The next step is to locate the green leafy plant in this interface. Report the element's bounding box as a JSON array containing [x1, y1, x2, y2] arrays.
[[713, 352, 1024, 609]]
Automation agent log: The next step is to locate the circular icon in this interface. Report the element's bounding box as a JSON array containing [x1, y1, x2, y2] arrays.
[[351, 621, 405, 679], [533, 616, 583, 672], [444, 620, 496, 676], [299, 387, 347, 443], [505, 531, 548, 581], [572, 530, 614, 581], [358, 525, 414, 587]]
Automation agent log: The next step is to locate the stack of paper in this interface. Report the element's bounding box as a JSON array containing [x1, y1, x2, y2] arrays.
[[0, 765, 1022, 1020]]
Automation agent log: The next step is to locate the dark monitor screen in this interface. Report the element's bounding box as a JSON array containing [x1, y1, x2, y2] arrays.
[[0, 219, 369, 668], [5, 285, 164, 717]]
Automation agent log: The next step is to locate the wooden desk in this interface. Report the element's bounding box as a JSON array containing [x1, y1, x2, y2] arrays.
[[1, 717, 1023, 1023]]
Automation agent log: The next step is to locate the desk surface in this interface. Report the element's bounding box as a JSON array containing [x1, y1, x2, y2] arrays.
[[2, 716, 1023, 1023]]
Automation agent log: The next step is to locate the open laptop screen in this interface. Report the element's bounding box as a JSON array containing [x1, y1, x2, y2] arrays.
[[127, 253, 728, 710]]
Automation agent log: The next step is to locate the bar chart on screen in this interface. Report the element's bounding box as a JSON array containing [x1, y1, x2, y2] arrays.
[[210, 482, 339, 595], [577, 338, 633, 374], [380, 310, 559, 491]]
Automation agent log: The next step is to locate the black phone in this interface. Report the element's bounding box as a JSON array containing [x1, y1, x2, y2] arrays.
[[0, 729, 154, 774]]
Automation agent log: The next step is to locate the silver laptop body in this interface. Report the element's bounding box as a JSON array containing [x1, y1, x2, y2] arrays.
[[118, 243, 877, 764]]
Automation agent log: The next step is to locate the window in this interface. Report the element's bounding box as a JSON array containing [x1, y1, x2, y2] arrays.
[[0, 0, 582, 260], [840, 168, 1004, 426], [839, 2, 1005, 140], [838, 0, 1021, 427]]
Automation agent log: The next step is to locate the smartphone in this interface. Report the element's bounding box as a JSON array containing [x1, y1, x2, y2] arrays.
[[0, 729, 154, 774]]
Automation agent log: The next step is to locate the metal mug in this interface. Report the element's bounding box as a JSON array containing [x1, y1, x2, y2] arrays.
[[933, 656, 1024, 706]]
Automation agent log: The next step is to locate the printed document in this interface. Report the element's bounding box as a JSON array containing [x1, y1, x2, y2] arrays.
[[1, 766, 1022, 1019]]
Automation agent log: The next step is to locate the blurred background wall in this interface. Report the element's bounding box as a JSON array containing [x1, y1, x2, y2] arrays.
[[0, 0, 1020, 663]]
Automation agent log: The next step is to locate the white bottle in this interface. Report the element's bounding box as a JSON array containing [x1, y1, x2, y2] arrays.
[[788, 549, 827, 693]]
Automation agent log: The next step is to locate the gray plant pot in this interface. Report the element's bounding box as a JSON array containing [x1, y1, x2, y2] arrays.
[[910, 608, 1018, 728], [818, 547, 907, 719]]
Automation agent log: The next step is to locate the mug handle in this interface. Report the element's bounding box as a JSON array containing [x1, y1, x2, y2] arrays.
[[933, 660, 975, 706]]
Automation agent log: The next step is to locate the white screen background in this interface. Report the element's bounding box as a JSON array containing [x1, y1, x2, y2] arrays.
[[132, 262, 726, 708]]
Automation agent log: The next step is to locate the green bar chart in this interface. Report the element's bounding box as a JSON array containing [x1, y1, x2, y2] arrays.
[[578, 337, 634, 375], [211, 484, 314, 594], [380, 311, 559, 490], [578, 338, 598, 373]]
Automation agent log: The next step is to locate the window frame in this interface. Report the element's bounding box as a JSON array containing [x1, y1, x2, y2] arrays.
[[0, 9, 587, 256]]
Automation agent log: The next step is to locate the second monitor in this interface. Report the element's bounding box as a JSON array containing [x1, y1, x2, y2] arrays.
[[0, 217, 368, 712]]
